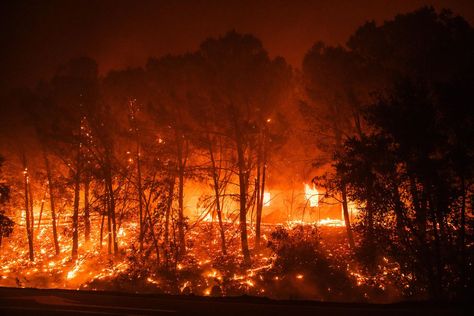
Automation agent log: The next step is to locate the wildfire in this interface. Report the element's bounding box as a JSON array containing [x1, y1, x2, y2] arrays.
[[304, 184, 319, 207], [263, 192, 271, 207], [0, 179, 372, 302]]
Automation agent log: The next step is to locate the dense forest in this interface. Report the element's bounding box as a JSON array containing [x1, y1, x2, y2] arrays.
[[0, 7, 473, 302]]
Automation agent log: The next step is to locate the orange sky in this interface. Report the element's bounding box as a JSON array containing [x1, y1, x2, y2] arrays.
[[1, 0, 473, 93]]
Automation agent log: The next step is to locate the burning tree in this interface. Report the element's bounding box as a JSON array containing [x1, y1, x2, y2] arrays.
[[0, 156, 14, 249], [198, 31, 291, 264]]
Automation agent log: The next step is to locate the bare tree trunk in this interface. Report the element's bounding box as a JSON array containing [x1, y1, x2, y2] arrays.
[[36, 188, 47, 232], [208, 137, 227, 255], [22, 156, 34, 261], [236, 139, 251, 265], [137, 142, 144, 252], [28, 180, 35, 234], [108, 180, 118, 255], [255, 152, 261, 248], [84, 176, 91, 243], [255, 135, 267, 250], [99, 213, 105, 250], [410, 175, 426, 241], [44, 153, 60, 255], [107, 210, 112, 255], [392, 184, 407, 243], [102, 148, 118, 256], [71, 151, 81, 260], [130, 102, 145, 253], [164, 173, 175, 265], [341, 183, 356, 249], [334, 124, 355, 249], [105, 183, 112, 255], [229, 106, 252, 265], [176, 135, 186, 257]]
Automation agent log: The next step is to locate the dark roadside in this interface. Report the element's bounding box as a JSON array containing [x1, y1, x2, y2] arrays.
[[0, 286, 471, 315]]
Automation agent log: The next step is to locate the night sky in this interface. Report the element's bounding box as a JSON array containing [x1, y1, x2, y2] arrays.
[[1, 0, 473, 94]]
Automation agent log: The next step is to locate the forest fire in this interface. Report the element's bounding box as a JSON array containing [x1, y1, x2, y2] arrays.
[[0, 181, 350, 295], [0, 3, 473, 312], [304, 184, 319, 208]]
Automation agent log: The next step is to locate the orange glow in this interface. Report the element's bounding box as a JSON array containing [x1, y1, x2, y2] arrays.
[[263, 192, 271, 207], [304, 184, 319, 207]]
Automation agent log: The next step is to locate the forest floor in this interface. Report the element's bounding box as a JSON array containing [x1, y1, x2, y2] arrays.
[[0, 223, 414, 302]]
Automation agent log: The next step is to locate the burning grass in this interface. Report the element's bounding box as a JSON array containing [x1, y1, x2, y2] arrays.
[[0, 219, 410, 303]]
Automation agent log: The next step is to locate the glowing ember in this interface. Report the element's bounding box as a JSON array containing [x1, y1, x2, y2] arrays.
[[147, 277, 159, 285]]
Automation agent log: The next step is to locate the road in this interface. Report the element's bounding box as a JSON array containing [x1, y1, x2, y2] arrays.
[[0, 287, 470, 315]]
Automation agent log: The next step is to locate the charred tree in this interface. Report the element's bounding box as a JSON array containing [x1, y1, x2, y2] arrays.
[[176, 132, 187, 258], [71, 149, 81, 260], [22, 155, 34, 261], [84, 174, 91, 243], [207, 135, 227, 255], [233, 110, 251, 265], [44, 153, 60, 255]]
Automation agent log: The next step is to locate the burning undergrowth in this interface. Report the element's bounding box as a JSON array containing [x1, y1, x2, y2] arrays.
[[0, 219, 410, 303]]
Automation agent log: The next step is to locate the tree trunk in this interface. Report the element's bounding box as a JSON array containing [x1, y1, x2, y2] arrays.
[[255, 149, 262, 249], [176, 135, 186, 257], [36, 188, 47, 232], [107, 207, 112, 255], [28, 180, 34, 234], [236, 139, 251, 265], [334, 122, 355, 249], [255, 148, 266, 250], [410, 175, 427, 241], [392, 184, 407, 243], [136, 142, 144, 252], [71, 151, 81, 260], [164, 173, 175, 265], [208, 137, 227, 255], [103, 149, 118, 256], [44, 153, 60, 255], [341, 183, 356, 249], [144, 205, 160, 264], [99, 213, 105, 250], [84, 175, 91, 243], [109, 183, 118, 256], [22, 157, 34, 261]]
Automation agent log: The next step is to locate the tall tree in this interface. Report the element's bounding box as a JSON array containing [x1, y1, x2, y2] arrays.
[[50, 57, 100, 259], [0, 156, 14, 251], [199, 31, 291, 263]]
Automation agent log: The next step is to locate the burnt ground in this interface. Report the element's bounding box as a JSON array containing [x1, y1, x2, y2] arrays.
[[0, 286, 471, 315]]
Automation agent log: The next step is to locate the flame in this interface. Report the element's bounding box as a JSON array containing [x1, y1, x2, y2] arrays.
[[263, 192, 271, 207], [304, 184, 319, 207], [147, 277, 159, 285], [318, 218, 345, 227]]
